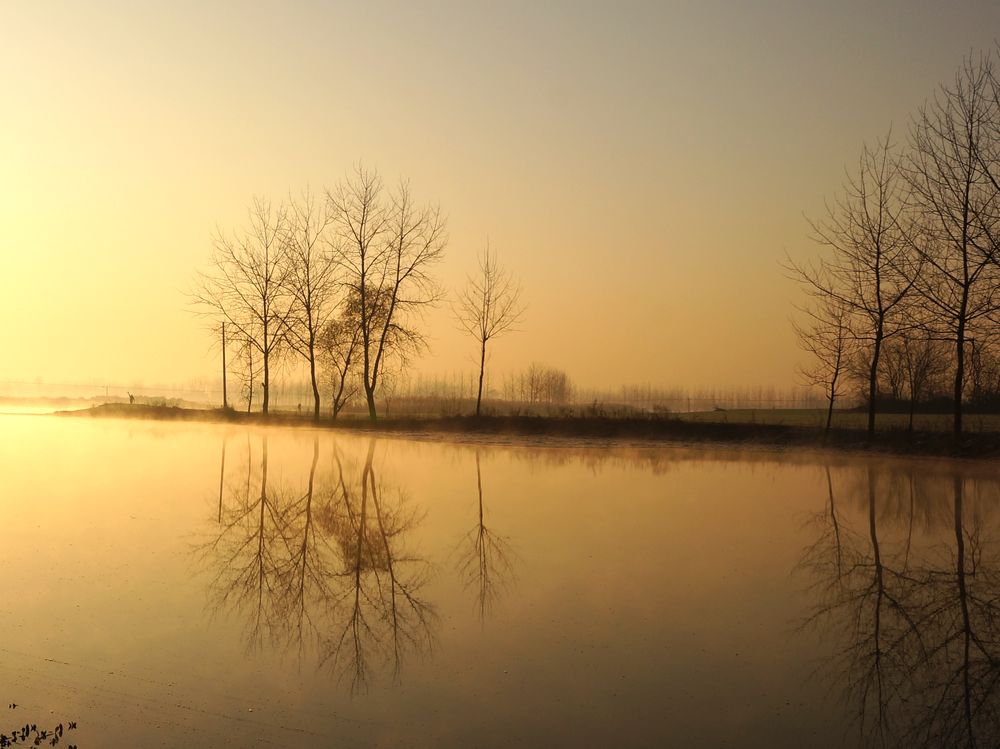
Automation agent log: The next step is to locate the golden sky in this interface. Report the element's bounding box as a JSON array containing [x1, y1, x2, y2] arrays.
[[2, 1, 999, 393]]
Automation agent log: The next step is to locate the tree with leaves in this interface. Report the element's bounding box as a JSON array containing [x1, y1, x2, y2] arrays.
[[318, 290, 363, 419]]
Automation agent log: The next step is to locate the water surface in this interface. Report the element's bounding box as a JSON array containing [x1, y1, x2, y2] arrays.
[[0, 415, 997, 747]]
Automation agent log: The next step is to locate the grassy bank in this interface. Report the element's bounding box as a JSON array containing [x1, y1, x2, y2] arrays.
[[54, 403, 1000, 460], [675, 407, 1000, 433]]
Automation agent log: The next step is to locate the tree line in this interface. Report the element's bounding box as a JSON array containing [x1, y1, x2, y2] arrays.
[[789, 49, 1000, 435], [192, 165, 523, 421]]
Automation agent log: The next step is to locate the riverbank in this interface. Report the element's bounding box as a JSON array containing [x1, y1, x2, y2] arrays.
[[54, 403, 1000, 460]]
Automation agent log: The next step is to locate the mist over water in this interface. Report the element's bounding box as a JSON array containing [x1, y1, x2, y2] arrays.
[[0, 415, 998, 747]]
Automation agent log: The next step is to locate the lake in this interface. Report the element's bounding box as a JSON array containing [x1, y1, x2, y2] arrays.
[[0, 414, 997, 748]]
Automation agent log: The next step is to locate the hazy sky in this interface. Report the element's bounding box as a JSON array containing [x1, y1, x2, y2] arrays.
[[3, 0, 1000, 393]]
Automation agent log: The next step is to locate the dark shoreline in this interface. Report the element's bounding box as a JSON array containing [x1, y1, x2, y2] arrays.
[[52, 403, 1000, 460]]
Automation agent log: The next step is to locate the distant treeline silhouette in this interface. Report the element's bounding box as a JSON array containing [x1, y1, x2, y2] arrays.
[[203, 369, 825, 419], [788, 47, 1000, 436]]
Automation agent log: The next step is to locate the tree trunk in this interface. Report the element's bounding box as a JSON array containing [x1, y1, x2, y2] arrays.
[[867, 332, 882, 434], [309, 342, 321, 421], [222, 322, 228, 410], [475, 340, 486, 417], [263, 353, 270, 415], [332, 372, 346, 421], [825, 366, 838, 432], [247, 346, 253, 414], [365, 381, 378, 421], [954, 325, 965, 436]]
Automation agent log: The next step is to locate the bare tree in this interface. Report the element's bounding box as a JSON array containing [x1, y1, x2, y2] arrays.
[[793, 299, 853, 431], [282, 188, 337, 421], [455, 243, 525, 416], [906, 51, 1000, 435], [880, 332, 948, 430], [788, 131, 917, 434], [193, 198, 290, 414], [233, 329, 262, 413], [328, 166, 447, 420], [898, 334, 949, 430], [507, 364, 574, 409]]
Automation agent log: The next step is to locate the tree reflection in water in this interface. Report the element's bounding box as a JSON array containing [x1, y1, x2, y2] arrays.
[[799, 464, 1000, 748], [455, 451, 517, 622], [198, 435, 435, 693]]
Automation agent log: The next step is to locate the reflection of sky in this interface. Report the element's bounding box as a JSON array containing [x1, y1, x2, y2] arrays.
[[1, 414, 999, 747]]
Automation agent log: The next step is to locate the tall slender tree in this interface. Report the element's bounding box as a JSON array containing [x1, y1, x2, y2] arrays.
[[793, 298, 853, 432], [906, 51, 1000, 435], [282, 188, 337, 420], [193, 198, 290, 414], [328, 166, 446, 420], [455, 243, 525, 416], [788, 131, 917, 434]]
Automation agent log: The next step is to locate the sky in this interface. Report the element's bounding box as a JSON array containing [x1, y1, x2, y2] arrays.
[[2, 0, 1000, 395]]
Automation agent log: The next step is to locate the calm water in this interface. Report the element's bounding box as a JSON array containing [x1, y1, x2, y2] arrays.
[[1, 415, 999, 748]]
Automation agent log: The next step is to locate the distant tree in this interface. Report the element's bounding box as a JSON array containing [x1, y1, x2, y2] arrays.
[[967, 337, 1000, 409], [511, 363, 573, 407], [328, 166, 446, 420], [787, 131, 917, 435], [905, 51, 1000, 435], [193, 198, 289, 414], [793, 299, 853, 432], [281, 188, 337, 421], [879, 338, 909, 402], [882, 332, 950, 429], [455, 243, 526, 416]]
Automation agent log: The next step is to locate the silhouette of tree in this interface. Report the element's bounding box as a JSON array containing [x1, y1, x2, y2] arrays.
[[282, 188, 337, 421], [793, 298, 853, 431], [328, 166, 446, 420], [905, 51, 1000, 435], [455, 243, 525, 416], [192, 198, 290, 414], [230, 329, 263, 412], [505, 363, 574, 408], [880, 333, 950, 430], [788, 131, 917, 434]]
